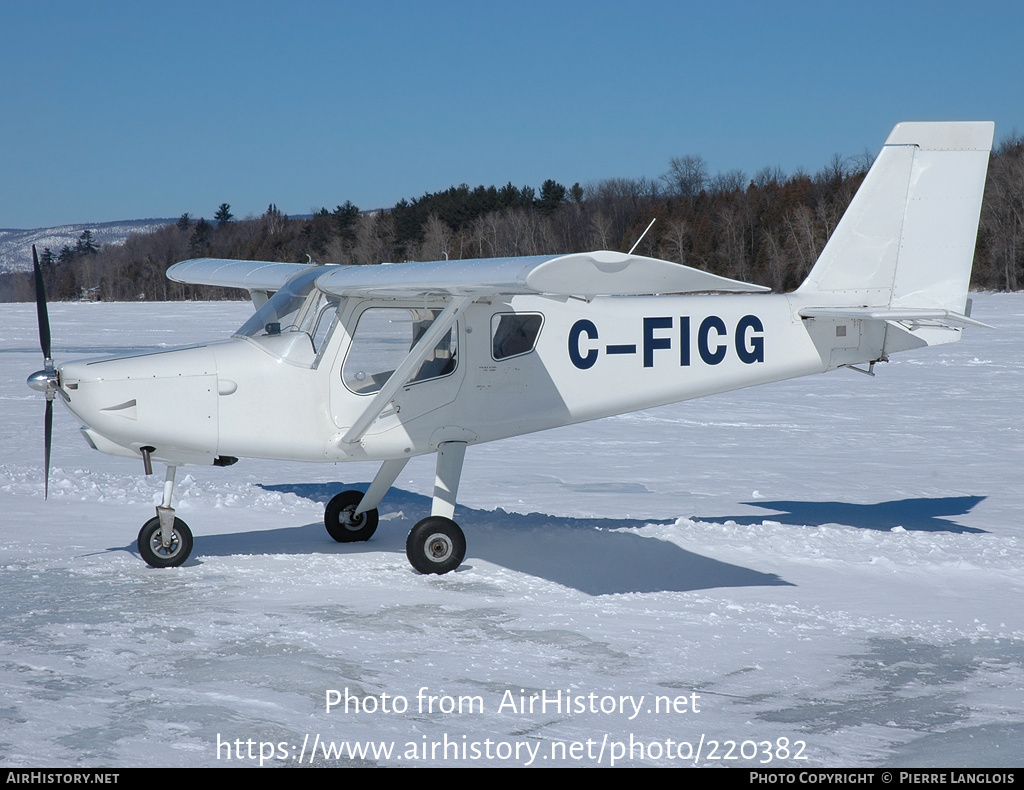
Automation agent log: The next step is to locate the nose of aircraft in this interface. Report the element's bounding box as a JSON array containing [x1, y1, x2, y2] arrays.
[[58, 346, 220, 462]]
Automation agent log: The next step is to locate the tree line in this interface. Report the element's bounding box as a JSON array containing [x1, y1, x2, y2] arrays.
[[3, 135, 1023, 303]]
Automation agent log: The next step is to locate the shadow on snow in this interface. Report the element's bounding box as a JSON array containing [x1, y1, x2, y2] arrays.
[[119, 489, 988, 592], [700, 496, 987, 534], [161, 482, 795, 596]]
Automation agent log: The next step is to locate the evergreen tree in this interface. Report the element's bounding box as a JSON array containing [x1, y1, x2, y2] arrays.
[[177, 213, 193, 231], [190, 218, 212, 256], [262, 204, 286, 236], [302, 208, 334, 257], [497, 182, 522, 208], [262, 203, 285, 236], [76, 230, 98, 255], [537, 179, 567, 214], [214, 203, 234, 226], [334, 200, 360, 241]]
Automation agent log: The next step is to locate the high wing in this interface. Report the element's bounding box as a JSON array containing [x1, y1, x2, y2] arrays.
[[165, 258, 319, 308], [167, 250, 770, 304], [315, 250, 770, 299]]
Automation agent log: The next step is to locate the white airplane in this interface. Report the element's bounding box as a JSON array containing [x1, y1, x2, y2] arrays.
[[28, 121, 994, 574]]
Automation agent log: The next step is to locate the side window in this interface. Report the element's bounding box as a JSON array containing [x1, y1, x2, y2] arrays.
[[310, 299, 339, 354], [343, 307, 458, 395], [491, 313, 543, 360]]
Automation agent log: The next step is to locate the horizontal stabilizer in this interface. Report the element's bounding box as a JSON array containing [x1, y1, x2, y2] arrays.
[[799, 306, 993, 329]]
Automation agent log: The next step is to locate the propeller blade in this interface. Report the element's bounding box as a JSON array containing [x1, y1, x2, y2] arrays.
[[32, 246, 51, 361], [44, 397, 52, 500], [32, 245, 56, 499]]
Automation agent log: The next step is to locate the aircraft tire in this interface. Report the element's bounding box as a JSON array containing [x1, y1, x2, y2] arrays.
[[325, 490, 378, 542], [406, 516, 465, 575], [137, 516, 193, 568]]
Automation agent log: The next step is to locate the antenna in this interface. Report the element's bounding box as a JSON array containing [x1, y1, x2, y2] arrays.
[[627, 218, 657, 255]]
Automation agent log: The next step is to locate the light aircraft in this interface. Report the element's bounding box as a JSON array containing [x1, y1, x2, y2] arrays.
[[27, 121, 994, 574]]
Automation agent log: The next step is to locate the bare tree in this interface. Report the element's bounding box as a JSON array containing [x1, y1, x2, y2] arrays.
[[419, 214, 455, 261], [708, 169, 747, 195], [662, 155, 708, 198], [783, 204, 823, 283], [752, 165, 785, 189], [981, 138, 1024, 290], [351, 212, 395, 265], [760, 226, 788, 292], [715, 204, 749, 280], [660, 216, 689, 265]]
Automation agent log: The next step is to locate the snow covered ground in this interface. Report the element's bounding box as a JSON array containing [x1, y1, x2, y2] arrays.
[[1, 295, 1022, 768]]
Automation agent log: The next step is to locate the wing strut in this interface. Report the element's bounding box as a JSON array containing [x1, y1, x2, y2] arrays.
[[341, 296, 471, 446]]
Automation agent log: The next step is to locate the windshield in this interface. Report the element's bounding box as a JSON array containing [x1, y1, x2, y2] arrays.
[[234, 269, 340, 366]]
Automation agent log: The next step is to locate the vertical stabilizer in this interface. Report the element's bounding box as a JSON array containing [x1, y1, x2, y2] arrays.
[[796, 122, 993, 312]]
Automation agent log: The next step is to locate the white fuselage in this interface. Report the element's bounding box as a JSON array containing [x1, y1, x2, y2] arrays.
[[58, 291, 877, 468]]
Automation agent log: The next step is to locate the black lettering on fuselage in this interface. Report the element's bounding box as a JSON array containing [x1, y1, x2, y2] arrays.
[[568, 319, 599, 369], [697, 316, 727, 365], [735, 314, 765, 364], [643, 316, 672, 367], [569, 315, 764, 370]]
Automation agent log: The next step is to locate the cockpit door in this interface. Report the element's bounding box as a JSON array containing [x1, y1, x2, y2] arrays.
[[329, 300, 466, 441]]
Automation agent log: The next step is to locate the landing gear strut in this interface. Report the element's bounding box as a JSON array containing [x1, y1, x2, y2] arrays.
[[331, 442, 470, 574], [405, 441, 468, 575], [138, 465, 193, 567], [135, 444, 472, 573]]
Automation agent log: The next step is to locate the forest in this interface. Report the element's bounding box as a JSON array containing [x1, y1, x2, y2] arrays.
[[3, 135, 1023, 303]]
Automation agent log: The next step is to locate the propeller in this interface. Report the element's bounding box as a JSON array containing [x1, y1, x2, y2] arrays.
[[26, 245, 63, 498]]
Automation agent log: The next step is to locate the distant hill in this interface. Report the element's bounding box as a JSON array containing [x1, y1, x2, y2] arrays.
[[0, 219, 175, 273]]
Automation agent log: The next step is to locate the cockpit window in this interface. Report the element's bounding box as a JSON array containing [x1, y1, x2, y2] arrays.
[[234, 269, 340, 367], [491, 312, 543, 360], [343, 306, 458, 395], [305, 289, 341, 353]]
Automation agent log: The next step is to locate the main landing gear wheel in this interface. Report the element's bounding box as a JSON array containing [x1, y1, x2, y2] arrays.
[[137, 516, 193, 568], [325, 490, 378, 542], [406, 516, 465, 575]]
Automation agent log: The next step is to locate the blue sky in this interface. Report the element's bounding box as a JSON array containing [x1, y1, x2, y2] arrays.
[[2, 0, 1021, 229]]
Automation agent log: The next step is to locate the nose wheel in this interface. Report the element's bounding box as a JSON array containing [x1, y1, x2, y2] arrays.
[[137, 516, 193, 567], [135, 463, 193, 567]]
